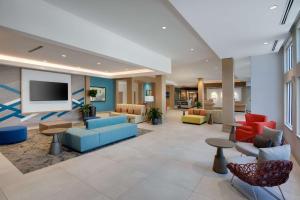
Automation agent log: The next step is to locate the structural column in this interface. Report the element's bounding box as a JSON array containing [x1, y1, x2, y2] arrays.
[[85, 76, 90, 104], [222, 58, 235, 132], [154, 75, 166, 116], [126, 78, 133, 104], [167, 85, 175, 109], [198, 78, 204, 106]]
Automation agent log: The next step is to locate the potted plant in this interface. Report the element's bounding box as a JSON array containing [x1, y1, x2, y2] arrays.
[[89, 89, 97, 101], [195, 101, 202, 109], [147, 107, 162, 125], [88, 89, 97, 117], [80, 104, 90, 120]]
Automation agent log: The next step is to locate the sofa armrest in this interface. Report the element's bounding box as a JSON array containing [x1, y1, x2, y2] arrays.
[[250, 121, 276, 134]]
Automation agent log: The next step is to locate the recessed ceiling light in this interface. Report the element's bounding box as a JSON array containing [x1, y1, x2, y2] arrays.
[[269, 5, 278, 10], [162, 26, 167, 30], [61, 54, 67, 58], [264, 42, 269, 45], [97, 62, 101, 65], [205, 59, 209, 62], [189, 48, 195, 52]]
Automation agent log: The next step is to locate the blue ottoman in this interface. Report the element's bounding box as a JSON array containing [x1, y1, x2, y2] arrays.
[[0, 126, 27, 145]]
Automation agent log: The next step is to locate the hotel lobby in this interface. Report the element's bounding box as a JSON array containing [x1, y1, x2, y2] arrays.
[[0, 0, 300, 200]]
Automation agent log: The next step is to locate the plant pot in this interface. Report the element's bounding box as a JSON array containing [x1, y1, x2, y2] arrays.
[[89, 105, 96, 117], [82, 112, 89, 121], [152, 118, 159, 125]]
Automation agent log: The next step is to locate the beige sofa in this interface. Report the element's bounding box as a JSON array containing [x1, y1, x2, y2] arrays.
[[235, 101, 246, 112], [206, 109, 223, 124], [204, 99, 215, 110], [110, 104, 146, 124]]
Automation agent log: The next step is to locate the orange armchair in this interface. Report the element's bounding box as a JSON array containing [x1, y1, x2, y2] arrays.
[[236, 114, 276, 142]]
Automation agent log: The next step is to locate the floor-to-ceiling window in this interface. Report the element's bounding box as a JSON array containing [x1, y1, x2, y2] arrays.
[[285, 38, 294, 73], [285, 81, 293, 130]]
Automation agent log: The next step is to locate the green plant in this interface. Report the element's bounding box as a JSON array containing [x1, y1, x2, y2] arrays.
[[89, 89, 98, 97], [196, 101, 202, 108], [80, 104, 90, 115], [147, 107, 162, 121]]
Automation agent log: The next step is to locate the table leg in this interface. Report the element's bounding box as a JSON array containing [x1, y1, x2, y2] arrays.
[[229, 126, 236, 142], [49, 134, 62, 155], [213, 147, 228, 174]]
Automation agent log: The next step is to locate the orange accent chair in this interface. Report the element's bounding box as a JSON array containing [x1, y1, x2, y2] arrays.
[[236, 114, 276, 143]]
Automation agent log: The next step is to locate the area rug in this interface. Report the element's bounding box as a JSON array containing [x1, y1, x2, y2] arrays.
[[0, 128, 152, 174]]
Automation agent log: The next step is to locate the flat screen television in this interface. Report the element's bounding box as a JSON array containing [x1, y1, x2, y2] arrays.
[[30, 80, 68, 101]]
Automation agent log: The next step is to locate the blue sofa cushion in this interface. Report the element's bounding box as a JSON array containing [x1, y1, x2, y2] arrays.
[[0, 126, 27, 145], [61, 128, 100, 152], [86, 116, 127, 129], [92, 123, 137, 146]]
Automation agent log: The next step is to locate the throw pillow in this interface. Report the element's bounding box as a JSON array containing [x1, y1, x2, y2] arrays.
[[127, 106, 134, 114], [253, 135, 272, 148], [261, 127, 283, 146], [257, 144, 291, 164], [188, 109, 194, 115], [134, 107, 141, 115], [193, 109, 201, 115], [116, 106, 121, 113], [121, 107, 127, 113], [199, 109, 207, 116]]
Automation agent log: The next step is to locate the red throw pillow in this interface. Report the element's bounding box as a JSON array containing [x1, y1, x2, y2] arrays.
[[188, 109, 194, 115], [200, 110, 207, 116], [193, 109, 201, 115]]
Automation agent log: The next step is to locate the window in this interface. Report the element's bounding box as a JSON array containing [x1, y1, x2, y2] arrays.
[[296, 77, 300, 137], [285, 40, 293, 72], [285, 81, 293, 129]]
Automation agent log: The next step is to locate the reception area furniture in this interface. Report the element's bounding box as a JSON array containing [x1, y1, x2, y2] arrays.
[[234, 101, 246, 112], [225, 123, 242, 142], [203, 99, 215, 110], [236, 113, 276, 142], [181, 108, 207, 125], [206, 138, 234, 174], [0, 126, 27, 145], [110, 104, 145, 123], [205, 109, 223, 124], [41, 128, 67, 155], [39, 120, 72, 132], [236, 127, 284, 157], [61, 116, 137, 152]]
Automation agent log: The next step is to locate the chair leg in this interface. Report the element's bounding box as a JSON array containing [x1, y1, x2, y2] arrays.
[[230, 175, 235, 185], [251, 186, 257, 200], [278, 186, 286, 200]]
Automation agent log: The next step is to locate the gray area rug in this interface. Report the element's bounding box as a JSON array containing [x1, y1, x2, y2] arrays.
[[0, 127, 152, 174]]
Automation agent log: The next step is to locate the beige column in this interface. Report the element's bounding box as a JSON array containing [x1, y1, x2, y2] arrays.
[[166, 85, 175, 109], [198, 78, 204, 106], [138, 82, 144, 104], [154, 75, 166, 116], [85, 76, 90, 104], [126, 78, 133, 104], [222, 58, 235, 132]]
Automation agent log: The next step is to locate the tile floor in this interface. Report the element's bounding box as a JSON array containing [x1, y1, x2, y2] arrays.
[[0, 110, 300, 200]]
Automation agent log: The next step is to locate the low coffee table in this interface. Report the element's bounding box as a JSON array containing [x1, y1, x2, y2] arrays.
[[41, 128, 67, 155], [225, 123, 242, 142], [205, 138, 235, 174]]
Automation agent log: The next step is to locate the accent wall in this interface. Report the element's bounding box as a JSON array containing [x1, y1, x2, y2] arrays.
[[90, 77, 115, 112], [0, 65, 84, 128]]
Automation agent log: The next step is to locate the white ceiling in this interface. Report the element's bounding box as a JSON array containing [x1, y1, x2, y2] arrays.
[[0, 27, 159, 77], [43, 0, 221, 85], [170, 0, 300, 59]]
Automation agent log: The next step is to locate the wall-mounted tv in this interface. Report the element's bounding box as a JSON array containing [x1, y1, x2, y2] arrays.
[[30, 80, 68, 101]]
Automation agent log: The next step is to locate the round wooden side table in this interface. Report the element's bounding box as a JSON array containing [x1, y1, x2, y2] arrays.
[[41, 128, 67, 155], [205, 138, 235, 174]]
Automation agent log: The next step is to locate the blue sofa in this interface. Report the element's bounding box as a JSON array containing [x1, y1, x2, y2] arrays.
[[61, 116, 137, 152]]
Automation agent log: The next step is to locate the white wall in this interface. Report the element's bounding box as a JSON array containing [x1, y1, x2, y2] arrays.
[[251, 53, 284, 127], [206, 88, 242, 107], [0, 0, 171, 74]]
